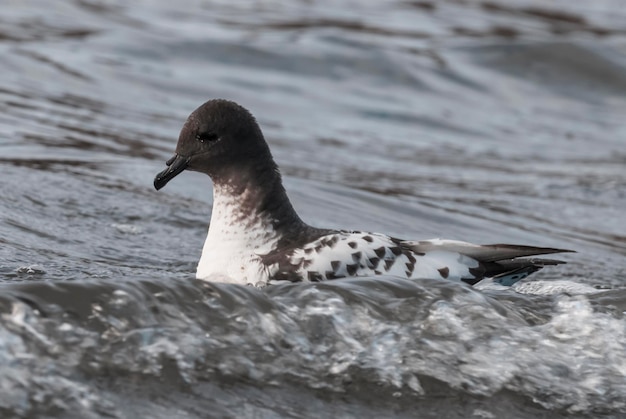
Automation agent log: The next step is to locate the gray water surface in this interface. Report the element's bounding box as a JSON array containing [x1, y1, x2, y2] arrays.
[[1, 1, 625, 418]]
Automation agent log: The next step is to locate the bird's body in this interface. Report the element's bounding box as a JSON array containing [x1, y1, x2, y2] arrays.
[[154, 99, 572, 287]]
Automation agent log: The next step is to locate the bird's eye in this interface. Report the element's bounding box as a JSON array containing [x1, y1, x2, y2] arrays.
[[196, 132, 219, 143]]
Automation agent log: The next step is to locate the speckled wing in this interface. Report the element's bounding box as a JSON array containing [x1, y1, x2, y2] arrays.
[[284, 231, 418, 281], [265, 235, 573, 286], [265, 232, 482, 284]]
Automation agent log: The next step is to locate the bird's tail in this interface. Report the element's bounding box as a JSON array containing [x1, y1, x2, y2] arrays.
[[402, 240, 574, 286]]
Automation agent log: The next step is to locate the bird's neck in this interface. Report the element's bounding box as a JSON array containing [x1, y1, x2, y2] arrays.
[[207, 165, 305, 246], [198, 163, 331, 283]]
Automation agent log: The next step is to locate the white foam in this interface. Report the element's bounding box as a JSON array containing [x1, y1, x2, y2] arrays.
[[513, 280, 599, 295]]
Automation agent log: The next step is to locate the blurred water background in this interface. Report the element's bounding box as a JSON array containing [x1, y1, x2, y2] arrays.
[[1, 1, 625, 418]]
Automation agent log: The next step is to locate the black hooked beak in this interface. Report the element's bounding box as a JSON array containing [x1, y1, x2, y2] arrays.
[[154, 154, 191, 190]]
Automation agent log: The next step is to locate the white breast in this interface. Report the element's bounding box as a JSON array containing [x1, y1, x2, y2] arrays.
[[196, 185, 278, 286]]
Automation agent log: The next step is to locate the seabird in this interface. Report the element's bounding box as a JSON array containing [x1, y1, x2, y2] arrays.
[[154, 99, 572, 287]]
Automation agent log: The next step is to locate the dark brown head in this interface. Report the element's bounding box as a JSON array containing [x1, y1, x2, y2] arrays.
[[154, 99, 275, 190]]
